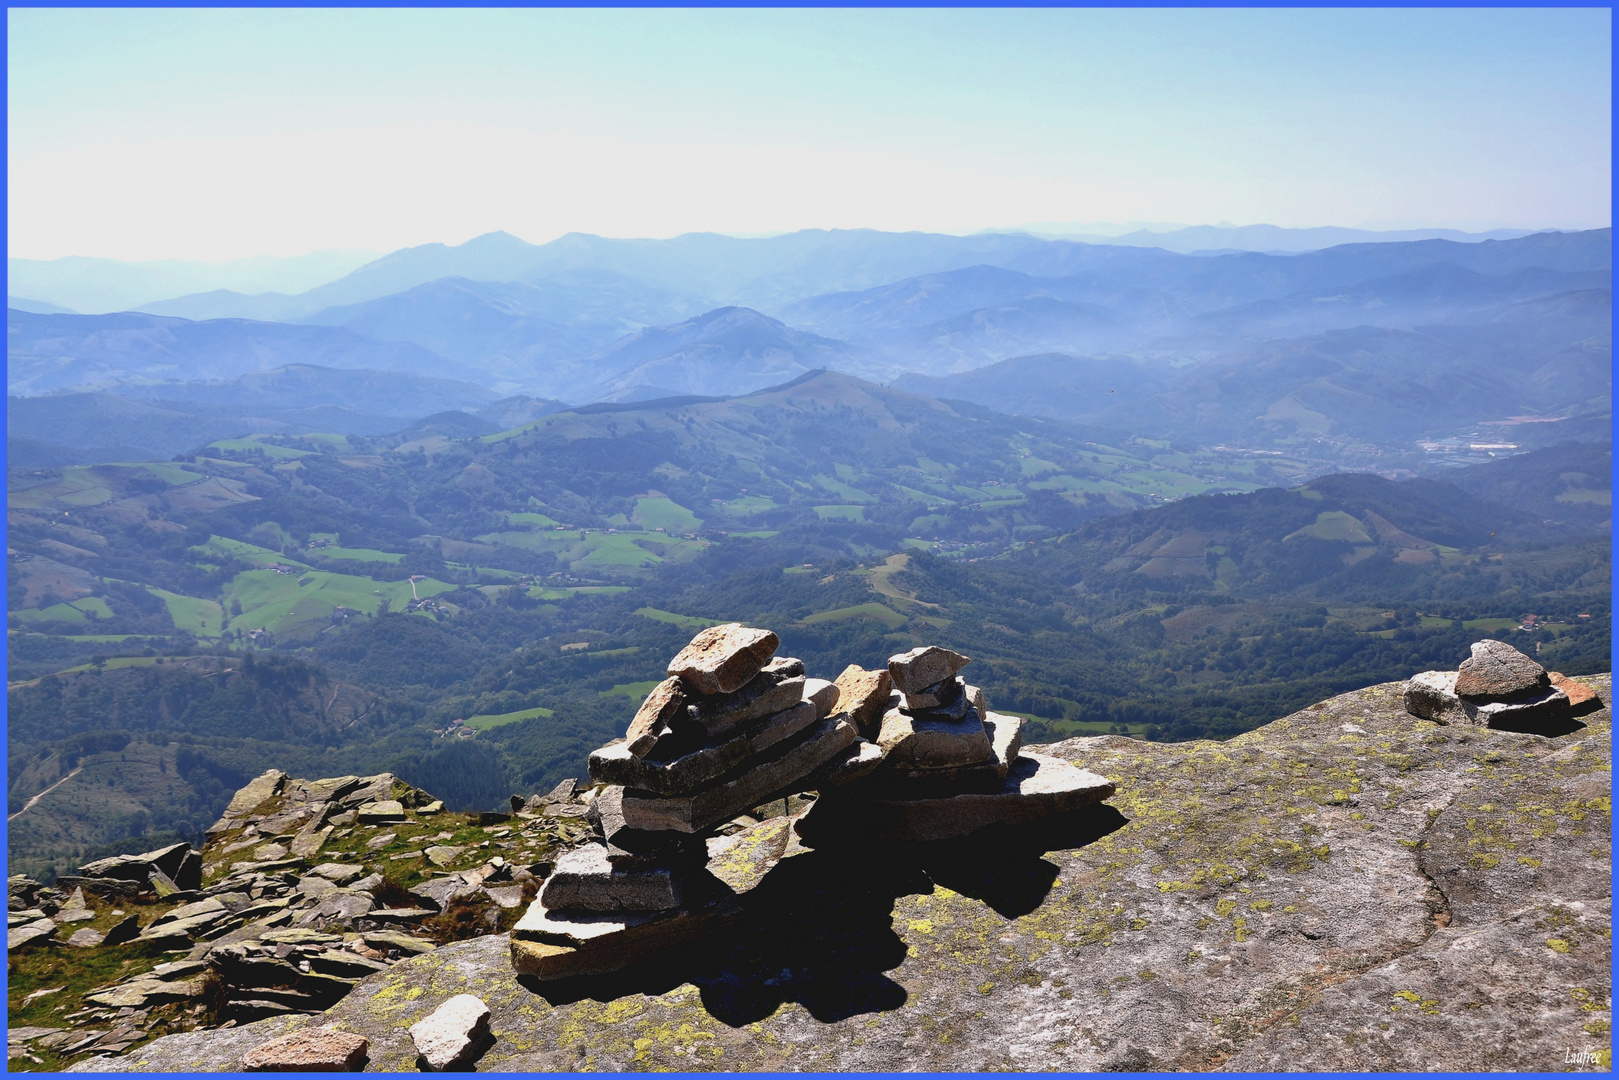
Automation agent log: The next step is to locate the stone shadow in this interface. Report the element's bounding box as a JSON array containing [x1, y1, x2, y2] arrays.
[[517, 802, 1128, 1026]]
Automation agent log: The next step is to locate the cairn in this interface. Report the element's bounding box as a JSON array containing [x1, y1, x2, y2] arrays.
[[796, 645, 1116, 843], [1404, 639, 1597, 727], [510, 624, 862, 980], [510, 627, 1117, 980]]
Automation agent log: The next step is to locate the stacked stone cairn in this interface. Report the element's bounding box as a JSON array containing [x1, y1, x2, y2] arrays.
[[795, 645, 1116, 844], [510, 624, 860, 980], [1404, 639, 1598, 727], [510, 627, 1116, 980]]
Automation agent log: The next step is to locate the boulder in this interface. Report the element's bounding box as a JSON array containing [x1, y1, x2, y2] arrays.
[[1454, 639, 1549, 701], [408, 994, 491, 1070], [875, 704, 994, 769], [832, 664, 894, 737], [799, 752, 1116, 844], [667, 623, 779, 696], [1406, 670, 1572, 728], [589, 700, 818, 796], [538, 844, 687, 913], [623, 677, 688, 756], [887, 645, 970, 694], [619, 717, 858, 834], [67, 927, 106, 948], [240, 1026, 368, 1072]]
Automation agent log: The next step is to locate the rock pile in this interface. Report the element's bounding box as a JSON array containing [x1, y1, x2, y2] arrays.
[[512, 623, 863, 980], [797, 645, 1116, 843], [11, 768, 598, 1068], [510, 627, 1116, 980], [1404, 639, 1598, 728]]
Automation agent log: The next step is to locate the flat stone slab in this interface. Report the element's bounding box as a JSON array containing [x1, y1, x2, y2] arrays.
[[538, 844, 688, 913], [887, 645, 970, 694], [876, 704, 993, 769], [620, 717, 858, 834], [677, 672, 806, 741], [868, 712, 1023, 796], [510, 892, 740, 981], [240, 1025, 368, 1071], [1454, 639, 1548, 700], [668, 623, 779, 696], [797, 751, 1115, 844], [591, 700, 818, 796]]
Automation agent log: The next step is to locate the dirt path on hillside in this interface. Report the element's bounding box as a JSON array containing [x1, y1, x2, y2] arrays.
[[8, 766, 82, 822]]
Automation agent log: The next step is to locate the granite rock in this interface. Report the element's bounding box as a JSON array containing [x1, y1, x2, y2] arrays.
[[832, 664, 894, 737], [1454, 639, 1549, 701], [239, 1026, 368, 1071], [887, 645, 971, 694], [667, 624, 779, 696]]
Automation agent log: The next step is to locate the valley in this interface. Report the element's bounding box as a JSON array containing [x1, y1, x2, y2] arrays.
[[7, 226, 1610, 881]]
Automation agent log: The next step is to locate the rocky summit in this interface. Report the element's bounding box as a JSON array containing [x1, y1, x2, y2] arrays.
[[33, 643, 1610, 1073]]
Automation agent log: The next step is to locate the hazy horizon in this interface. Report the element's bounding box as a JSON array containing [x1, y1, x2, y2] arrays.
[[9, 8, 1610, 263]]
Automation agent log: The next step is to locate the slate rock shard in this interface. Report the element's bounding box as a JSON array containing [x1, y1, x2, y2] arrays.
[[240, 1026, 368, 1071], [624, 676, 686, 757], [1454, 639, 1550, 700], [887, 645, 971, 694], [667, 623, 779, 696]]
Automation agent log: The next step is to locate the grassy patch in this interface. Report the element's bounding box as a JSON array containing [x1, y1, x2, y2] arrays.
[[720, 496, 776, 517], [632, 496, 703, 533], [813, 505, 865, 521], [1285, 510, 1373, 544], [635, 607, 722, 629], [801, 602, 908, 630], [147, 586, 224, 638], [310, 546, 405, 564], [208, 438, 311, 460], [507, 512, 561, 527], [463, 705, 555, 731], [601, 680, 663, 700]]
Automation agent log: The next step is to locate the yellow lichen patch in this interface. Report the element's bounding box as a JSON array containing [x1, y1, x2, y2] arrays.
[[1546, 938, 1572, 954]]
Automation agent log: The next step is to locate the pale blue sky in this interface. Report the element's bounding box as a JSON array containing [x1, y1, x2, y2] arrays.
[[8, 7, 1611, 261]]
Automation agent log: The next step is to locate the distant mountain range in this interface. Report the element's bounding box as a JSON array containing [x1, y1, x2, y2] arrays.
[[7, 227, 1609, 475], [6, 249, 378, 315], [1015, 222, 1539, 253]]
